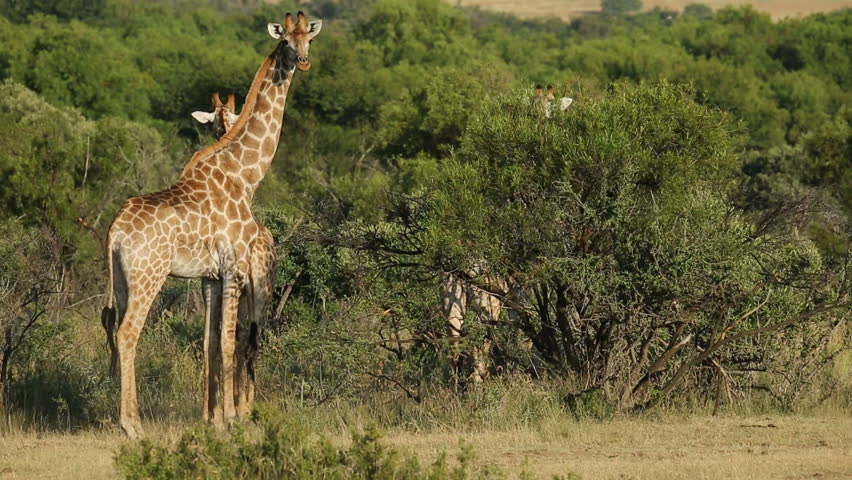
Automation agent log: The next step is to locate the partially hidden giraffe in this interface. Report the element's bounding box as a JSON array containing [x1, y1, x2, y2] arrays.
[[101, 11, 321, 437], [192, 92, 241, 139], [544, 84, 573, 118], [191, 91, 276, 418], [442, 263, 507, 384]]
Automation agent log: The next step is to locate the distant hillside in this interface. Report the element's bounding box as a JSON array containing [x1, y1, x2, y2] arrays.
[[454, 0, 852, 20]]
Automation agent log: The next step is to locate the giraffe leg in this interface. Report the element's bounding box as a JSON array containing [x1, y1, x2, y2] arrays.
[[245, 255, 272, 415], [202, 279, 223, 424], [219, 272, 242, 424], [245, 321, 259, 413], [234, 292, 250, 418], [117, 271, 166, 438]]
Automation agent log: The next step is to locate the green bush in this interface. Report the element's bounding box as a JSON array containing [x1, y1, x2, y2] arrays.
[[115, 406, 517, 479]]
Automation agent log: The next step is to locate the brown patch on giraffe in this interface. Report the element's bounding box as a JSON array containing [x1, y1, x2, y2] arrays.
[[229, 142, 243, 160], [242, 149, 259, 165], [226, 201, 239, 219], [244, 166, 261, 185], [241, 134, 261, 150], [261, 138, 276, 158], [211, 212, 228, 230], [225, 177, 242, 199], [221, 154, 241, 173], [210, 185, 227, 206], [237, 203, 252, 219], [228, 223, 243, 240], [255, 95, 272, 114], [211, 169, 226, 185]]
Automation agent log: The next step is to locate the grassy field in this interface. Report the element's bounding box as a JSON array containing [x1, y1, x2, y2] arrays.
[[2, 415, 851, 479], [455, 0, 852, 20]]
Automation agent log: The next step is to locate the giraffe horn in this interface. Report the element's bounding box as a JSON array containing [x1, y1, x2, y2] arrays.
[[297, 11, 308, 29], [212, 92, 222, 108], [226, 93, 235, 111], [284, 13, 294, 32]]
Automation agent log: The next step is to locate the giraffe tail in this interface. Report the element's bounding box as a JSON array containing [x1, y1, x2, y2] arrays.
[[101, 231, 118, 378]]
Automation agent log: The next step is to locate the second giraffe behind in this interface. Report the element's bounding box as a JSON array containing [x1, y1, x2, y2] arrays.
[[192, 90, 276, 421]]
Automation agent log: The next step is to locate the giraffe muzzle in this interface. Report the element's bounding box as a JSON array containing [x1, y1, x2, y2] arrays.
[[297, 57, 311, 71]]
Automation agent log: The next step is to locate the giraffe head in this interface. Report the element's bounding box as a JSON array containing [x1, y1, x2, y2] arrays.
[[546, 85, 556, 101], [267, 11, 322, 72], [191, 92, 240, 138]]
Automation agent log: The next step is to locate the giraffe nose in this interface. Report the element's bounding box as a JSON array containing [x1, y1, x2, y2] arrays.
[[298, 55, 308, 63]]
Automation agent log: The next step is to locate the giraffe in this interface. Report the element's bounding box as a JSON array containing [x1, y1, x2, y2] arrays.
[[101, 11, 321, 437], [192, 92, 241, 139], [442, 263, 507, 385], [543, 84, 573, 118], [191, 91, 276, 418]]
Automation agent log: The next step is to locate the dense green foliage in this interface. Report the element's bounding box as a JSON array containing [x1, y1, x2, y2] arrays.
[[0, 0, 851, 440]]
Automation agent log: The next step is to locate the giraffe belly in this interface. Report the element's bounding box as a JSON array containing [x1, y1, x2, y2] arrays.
[[171, 243, 220, 279]]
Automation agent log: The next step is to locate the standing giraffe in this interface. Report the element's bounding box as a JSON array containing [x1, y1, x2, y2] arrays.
[[101, 11, 321, 437], [191, 91, 276, 418], [443, 264, 506, 385]]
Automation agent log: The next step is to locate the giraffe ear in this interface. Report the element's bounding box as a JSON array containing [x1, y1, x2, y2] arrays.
[[191, 111, 215, 124], [308, 20, 322, 38], [267, 23, 284, 39], [228, 112, 240, 125]]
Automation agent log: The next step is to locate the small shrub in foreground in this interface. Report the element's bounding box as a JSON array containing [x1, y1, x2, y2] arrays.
[[115, 405, 530, 479]]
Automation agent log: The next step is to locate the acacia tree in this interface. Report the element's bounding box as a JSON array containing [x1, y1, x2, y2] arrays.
[[350, 82, 851, 407]]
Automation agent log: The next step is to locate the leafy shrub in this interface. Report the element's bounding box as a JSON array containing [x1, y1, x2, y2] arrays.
[[563, 388, 615, 421], [115, 406, 518, 479]]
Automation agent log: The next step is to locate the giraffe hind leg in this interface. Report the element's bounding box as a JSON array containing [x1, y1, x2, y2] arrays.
[[246, 321, 259, 413], [202, 278, 223, 425], [117, 264, 166, 438]]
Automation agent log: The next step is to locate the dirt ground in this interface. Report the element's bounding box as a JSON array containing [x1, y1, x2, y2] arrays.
[[455, 0, 852, 20], [1, 415, 851, 479]]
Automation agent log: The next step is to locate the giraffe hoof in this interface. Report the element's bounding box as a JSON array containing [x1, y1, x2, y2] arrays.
[[210, 415, 226, 430], [120, 419, 144, 439]]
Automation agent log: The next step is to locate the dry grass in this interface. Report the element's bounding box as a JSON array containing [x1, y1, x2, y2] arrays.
[[455, 0, 852, 20], [387, 415, 852, 479], [1, 415, 851, 479]]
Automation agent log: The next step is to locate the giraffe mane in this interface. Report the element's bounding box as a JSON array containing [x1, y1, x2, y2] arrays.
[[181, 54, 276, 177]]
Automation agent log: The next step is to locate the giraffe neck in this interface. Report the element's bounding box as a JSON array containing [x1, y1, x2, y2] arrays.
[[180, 42, 296, 199]]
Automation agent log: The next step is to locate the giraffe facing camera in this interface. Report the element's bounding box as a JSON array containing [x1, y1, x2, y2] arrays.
[[101, 11, 322, 438], [267, 11, 322, 72]]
